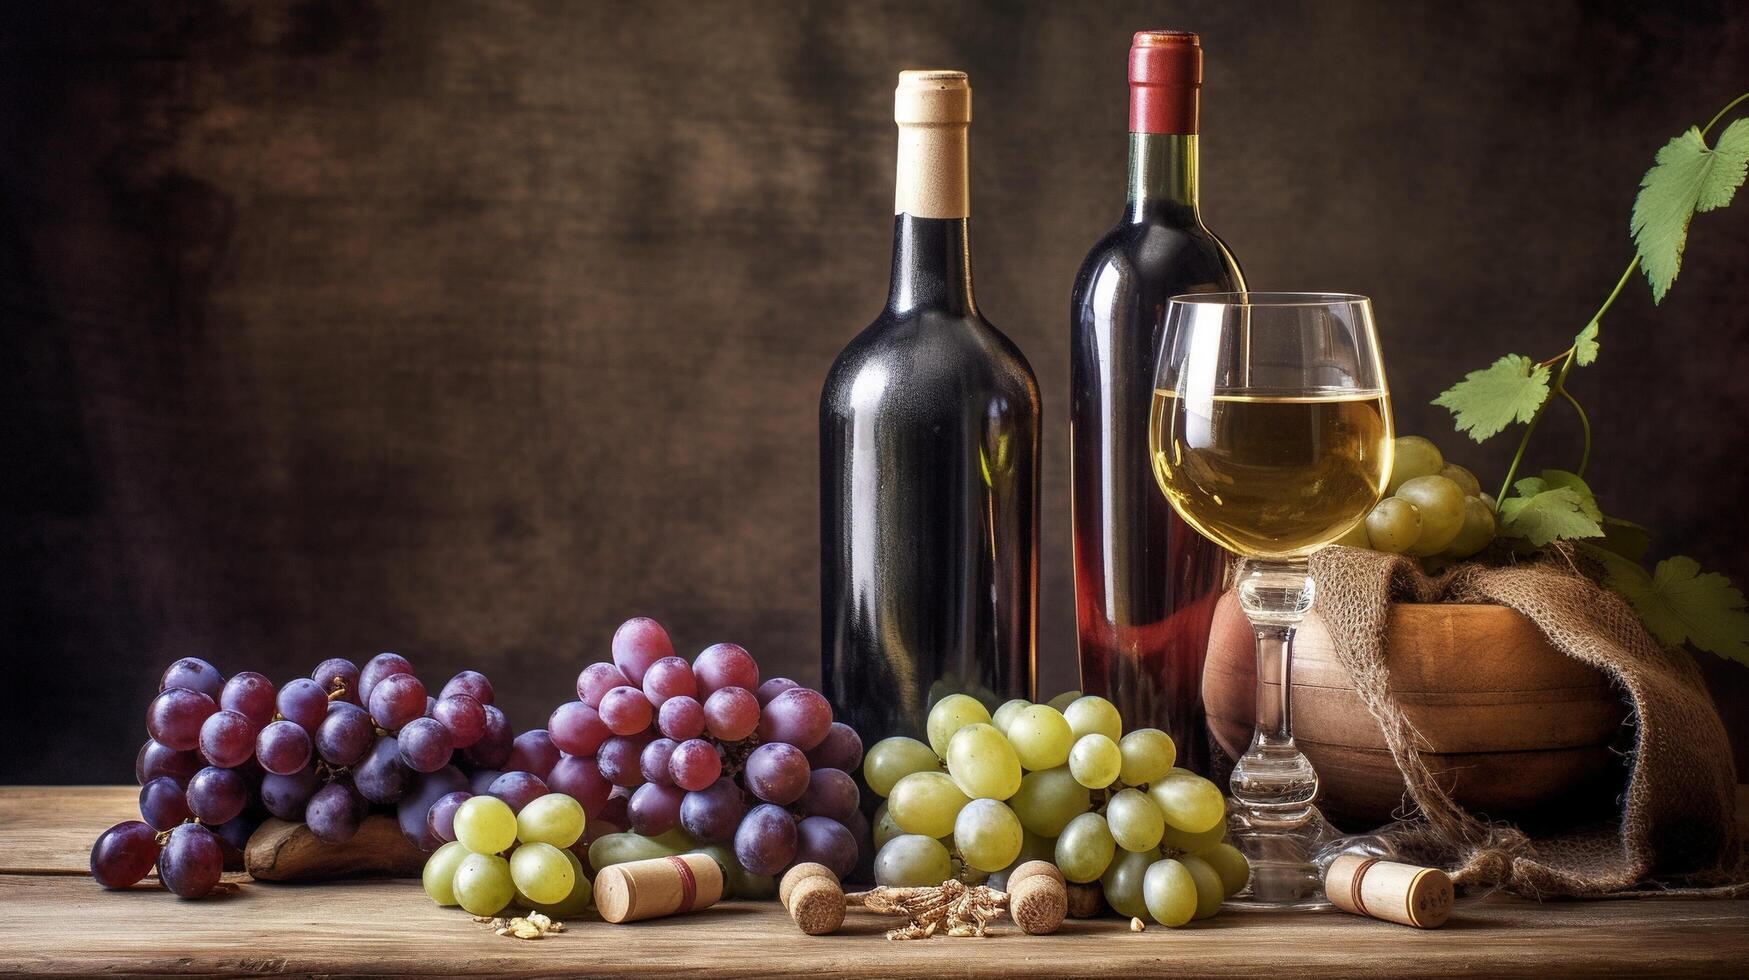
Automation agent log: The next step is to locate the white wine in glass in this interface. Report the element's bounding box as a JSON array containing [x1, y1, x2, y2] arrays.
[[1150, 292, 1393, 908]]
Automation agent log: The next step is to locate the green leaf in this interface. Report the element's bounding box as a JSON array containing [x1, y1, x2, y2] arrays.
[[1497, 483, 1604, 547], [1630, 118, 1749, 304], [1574, 320, 1599, 366], [1431, 354, 1551, 443], [1595, 516, 1651, 563], [1534, 470, 1603, 522], [1602, 555, 1749, 665]]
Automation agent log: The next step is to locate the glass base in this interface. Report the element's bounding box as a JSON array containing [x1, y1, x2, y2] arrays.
[[1224, 801, 1342, 910]]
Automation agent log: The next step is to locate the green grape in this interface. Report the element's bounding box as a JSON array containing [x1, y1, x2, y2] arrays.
[[1439, 462, 1481, 497], [872, 802, 903, 851], [516, 793, 585, 848], [1445, 495, 1498, 558], [422, 840, 471, 906], [452, 851, 515, 916], [1005, 704, 1074, 771], [1159, 819, 1226, 855], [1385, 435, 1443, 496], [991, 698, 1032, 735], [1054, 812, 1116, 883], [1045, 690, 1082, 713], [691, 843, 774, 900], [1067, 733, 1121, 789], [926, 694, 992, 757], [1179, 854, 1225, 919], [1007, 766, 1089, 837], [1142, 858, 1198, 927], [945, 724, 1022, 800], [508, 841, 574, 905], [874, 834, 955, 887], [588, 830, 681, 870], [863, 736, 941, 797], [953, 799, 1024, 872], [1105, 787, 1166, 853], [525, 847, 593, 917], [1148, 769, 1225, 833], [648, 826, 697, 851], [1118, 728, 1177, 786], [1365, 497, 1422, 554], [1201, 842, 1250, 897], [1100, 846, 1154, 919], [1397, 475, 1465, 556], [888, 770, 970, 838], [454, 795, 518, 855], [1062, 695, 1122, 742]]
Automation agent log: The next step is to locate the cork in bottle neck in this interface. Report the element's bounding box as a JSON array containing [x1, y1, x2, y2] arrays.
[[894, 70, 971, 219]]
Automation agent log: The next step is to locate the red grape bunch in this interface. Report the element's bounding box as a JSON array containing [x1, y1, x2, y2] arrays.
[[92, 654, 514, 898], [552, 618, 869, 890]]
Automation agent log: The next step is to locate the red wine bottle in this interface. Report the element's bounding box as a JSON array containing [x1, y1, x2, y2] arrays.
[[822, 71, 1040, 745], [1069, 33, 1243, 774]]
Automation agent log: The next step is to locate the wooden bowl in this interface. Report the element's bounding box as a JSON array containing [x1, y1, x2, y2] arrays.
[[1203, 593, 1630, 828]]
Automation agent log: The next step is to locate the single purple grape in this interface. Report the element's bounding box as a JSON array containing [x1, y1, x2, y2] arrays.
[[255, 720, 313, 776], [596, 734, 648, 788], [794, 767, 859, 822], [186, 766, 248, 825], [357, 652, 413, 706], [598, 686, 654, 736], [305, 782, 366, 844], [354, 735, 413, 805], [703, 687, 760, 741], [794, 815, 858, 879], [758, 687, 833, 750], [315, 702, 374, 767], [743, 741, 811, 805], [734, 802, 798, 876], [157, 823, 224, 898], [612, 617, 674, 686], [505, 730, 559, 780], [433, 693, 487, 748], [576, 662, 629, 708], [547, 755, 611, 818], [277, 678, 330, 733], [668, 739, 722, 792], [628, 782, 685, 835], [640, 737, 679, 787], [136, 739, 201, 787], [160, 658, 224, 699], [260, 766, 321, 819], [805, 722, 864, 773], [679, 777, 745, 843], [91, 821, 160, 888], [311, 658, 360, 704], [548, 701, 610, 757], [397, 717, 455, 773], [139, 776, 191, 831], [426, 790, 472, 843], [641, 656, 697, 707], [658, 696, 705, 741], [692, 642, 759, 698], [755, 677, 799, 706], [198, 710, 256, 769], [487, 770, 549, 814], [220, 671, 277, 728], [147, 688, 217, 752], [438, 669, 494, 706], [368, 672, 426, 732]]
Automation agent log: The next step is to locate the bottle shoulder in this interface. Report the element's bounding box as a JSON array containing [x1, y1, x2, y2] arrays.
[[1072, 215, 1243, 302], [824, 310, 1040, 413]]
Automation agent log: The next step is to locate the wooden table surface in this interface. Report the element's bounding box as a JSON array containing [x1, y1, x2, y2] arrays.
[[3, 786, 1747, 978]]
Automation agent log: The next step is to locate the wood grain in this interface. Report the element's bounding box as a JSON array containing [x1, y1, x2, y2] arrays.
[[4, 787, 1748, 977], [245, 815, 427, 881]]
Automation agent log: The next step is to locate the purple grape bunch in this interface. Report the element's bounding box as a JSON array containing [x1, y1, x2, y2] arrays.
[[92, 654, 512, 899], [551, 617, 870, 884]]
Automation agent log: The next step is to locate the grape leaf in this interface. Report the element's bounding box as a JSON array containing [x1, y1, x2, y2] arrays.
[[1534, 470, 1603, 522], [1431, 355, 1551, 442], [1601, 555, 1749, 665], [1630, 118, 1749, 304], [1574, 320, 1599, 366], [1595, 516, 1651, 563], [1497, 482, 1603, 547]]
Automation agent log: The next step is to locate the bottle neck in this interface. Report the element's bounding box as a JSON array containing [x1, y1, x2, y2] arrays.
[[887, 214, 976, 316], [1128, 133, 1200, 222]]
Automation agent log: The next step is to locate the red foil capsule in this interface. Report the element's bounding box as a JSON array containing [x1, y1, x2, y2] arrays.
[[1129, 30, 1200, 135]]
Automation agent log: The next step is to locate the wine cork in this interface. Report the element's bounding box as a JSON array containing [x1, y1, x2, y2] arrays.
[[594, 854, 724, 924], [778, 862, 838, 908], [1325, 855, 1453, 928]]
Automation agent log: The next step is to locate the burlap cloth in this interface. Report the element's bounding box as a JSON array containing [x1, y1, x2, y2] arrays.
[[1307, 545, 1746, 898]]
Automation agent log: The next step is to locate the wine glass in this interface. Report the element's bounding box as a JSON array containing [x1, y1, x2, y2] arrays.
[[1149, 292, 1393, 908]]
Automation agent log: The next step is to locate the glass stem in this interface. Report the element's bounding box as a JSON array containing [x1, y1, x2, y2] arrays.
[[1230, 559, 1320, 820]]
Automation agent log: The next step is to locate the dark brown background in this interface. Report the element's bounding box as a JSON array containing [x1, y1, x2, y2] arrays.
[[4, 0, 1748, 784]]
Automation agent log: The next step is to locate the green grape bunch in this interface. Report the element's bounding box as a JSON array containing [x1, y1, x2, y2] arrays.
[[863, 692, 1250, 927], [1340, 434, 1499, 567]]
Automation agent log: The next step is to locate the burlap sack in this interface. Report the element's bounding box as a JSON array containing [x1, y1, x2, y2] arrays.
[[1308, 545, 1745, 897]]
